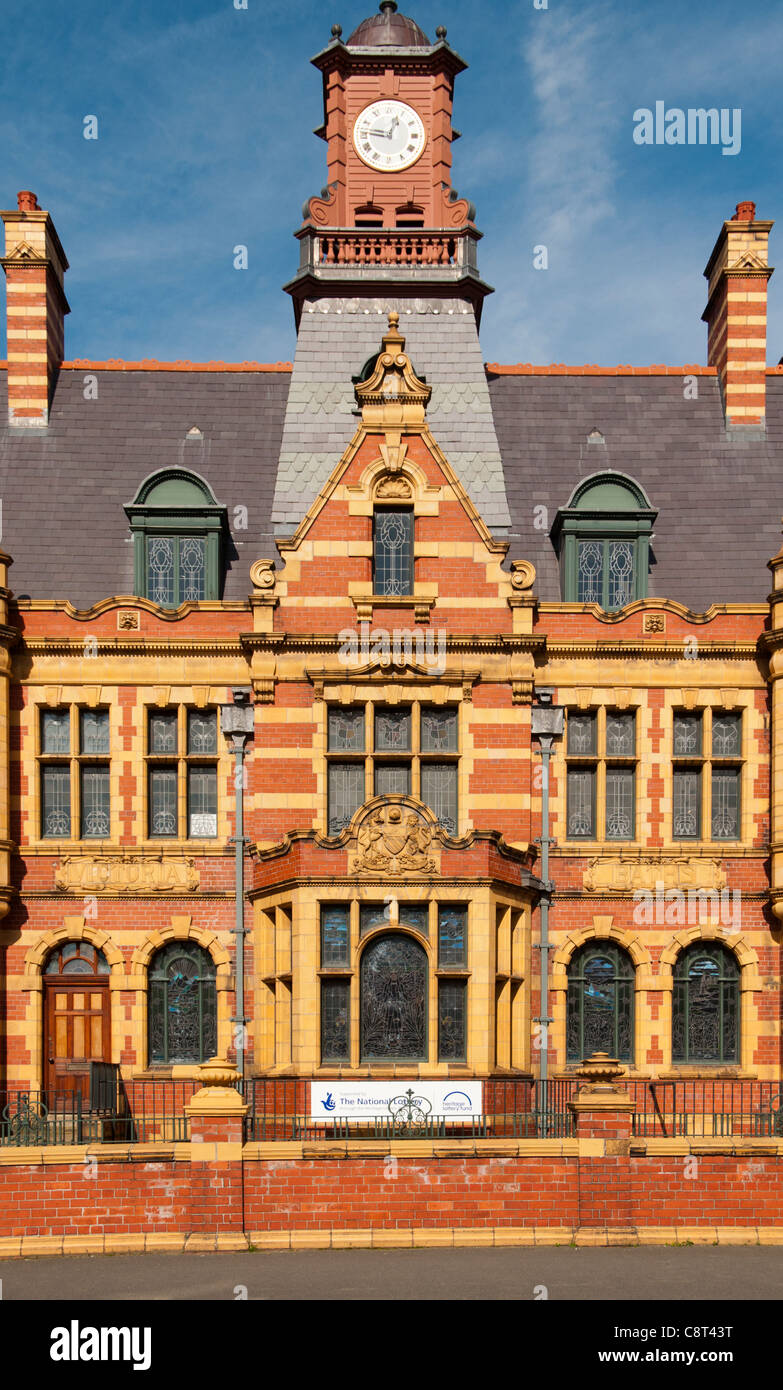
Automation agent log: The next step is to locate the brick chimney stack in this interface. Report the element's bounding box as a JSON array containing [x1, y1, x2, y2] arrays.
[[702, 201, 774, 427], [1, 191, 69, 426]]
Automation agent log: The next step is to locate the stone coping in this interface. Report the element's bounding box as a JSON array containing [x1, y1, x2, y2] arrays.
[[0, 1227, 781, 1259]]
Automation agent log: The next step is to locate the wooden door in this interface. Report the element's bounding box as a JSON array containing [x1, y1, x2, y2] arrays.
[[44, 981, 111, 1101]]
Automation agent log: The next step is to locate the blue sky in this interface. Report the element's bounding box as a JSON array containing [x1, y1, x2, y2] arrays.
[[2, 0, 781, 366]]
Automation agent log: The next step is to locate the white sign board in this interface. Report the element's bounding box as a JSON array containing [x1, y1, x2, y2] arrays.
[[310, 1080, 483, 1122]]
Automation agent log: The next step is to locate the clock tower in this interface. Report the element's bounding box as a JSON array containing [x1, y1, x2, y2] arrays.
[[273, 3, 510, 539]]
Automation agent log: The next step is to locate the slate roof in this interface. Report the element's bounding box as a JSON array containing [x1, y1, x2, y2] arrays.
[[1, 356, 780, 613], [490, 371, 783, 609], [0, 367, 290, 606]]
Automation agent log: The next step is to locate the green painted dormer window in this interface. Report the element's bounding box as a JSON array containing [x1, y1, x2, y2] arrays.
[[551, 472, 656, 610], [125, 469, 228, 606]]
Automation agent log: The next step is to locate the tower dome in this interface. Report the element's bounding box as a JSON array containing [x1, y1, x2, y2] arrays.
[[346, 1, 431, 49]]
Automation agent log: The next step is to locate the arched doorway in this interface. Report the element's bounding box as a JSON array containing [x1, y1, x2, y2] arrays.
[[43, 942, 111, 1098], [148, 941, 217, 1065], [360, 933, 427, 1062]]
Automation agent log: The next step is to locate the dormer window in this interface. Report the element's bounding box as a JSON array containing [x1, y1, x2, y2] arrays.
[[551, 472, 656, 610], [373, 507, 414, 596], [125, 468, 228, 606]]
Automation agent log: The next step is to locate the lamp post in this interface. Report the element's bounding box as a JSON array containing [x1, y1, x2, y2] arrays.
[[221, 689, 255, 1079], [530, 692, 564, 1127]]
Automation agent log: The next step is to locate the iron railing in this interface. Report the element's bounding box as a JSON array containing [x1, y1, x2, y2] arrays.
[[0, 1091, 89, 1146], [627, 1080, 783, 1138]]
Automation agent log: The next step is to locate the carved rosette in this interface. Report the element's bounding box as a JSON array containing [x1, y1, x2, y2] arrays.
[[351, 799, 439, 877]]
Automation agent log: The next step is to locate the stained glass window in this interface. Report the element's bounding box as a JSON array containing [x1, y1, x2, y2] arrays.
[[421, 763, 458, 835], [328, 763, 365, 835], [674, 712, 702, 756], [577, 541, 603, 604], [80, 709, 110, 755], [321, 905, 350, 967], [576, 540, 635, 609], [673, 768, 701, 839], [42, 767, 71, 838], [421, 708, 458, 753], [179, 538, 206, 602], [188, 767, 217, 837], [438, 980, 467, 1061], [373, 509, 413, 596], [360, 933, 427, 1061], [328, 708, 365, 752], [567, 712, 596, 754], [149, 710, 177, 754], [567, 768, 595, 837], [41, 709, 70, 754], [80, 768, 110, 838], [605, 768, 634, 840], [149, 768, 178, 837], [375, 708, 411, 752], [607, 541, 634, 609], [374, 763, 411, 796], [672, 944, 739, 1064], [45, 942, 109, 975], [320, 980, 350, 1062], [360, 903, 429, 937], [711, 768, 740, 839], [147, 536, 176, 607], [360, 903, 392, 935], [146, 536, 207, 607], [148, 942, 217, 1065], [438, 904, 467, 968], [712, 712, 741, 758], [606, 712, 635, 757], [567, 943, 634, 1062], [188, 710, 217, 755]]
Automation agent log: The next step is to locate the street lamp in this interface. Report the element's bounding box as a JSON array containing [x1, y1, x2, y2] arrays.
[[221, 689, 254, 1079]]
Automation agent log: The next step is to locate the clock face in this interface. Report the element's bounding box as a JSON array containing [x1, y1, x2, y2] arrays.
[[353, 100, 426, 172]]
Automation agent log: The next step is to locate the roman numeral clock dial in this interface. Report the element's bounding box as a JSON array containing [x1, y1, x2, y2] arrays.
[[353, 100, 426, 172]]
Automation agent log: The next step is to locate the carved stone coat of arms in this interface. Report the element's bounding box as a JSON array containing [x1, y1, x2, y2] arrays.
[[352, 801, 438, 875]]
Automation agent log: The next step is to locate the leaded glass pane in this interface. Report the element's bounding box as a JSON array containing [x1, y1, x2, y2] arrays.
[[188, 766, 217, 837], [328, 763, 365, 834], [577, 540, 602, 603], [606, 711, 635, 756], [712, 712, 742, 757], [607, 540, 635, 609], [421, 707, 458, 752], [321, 905, 350, 967], [567, 712, 596, 754], [360, 903, 429, 937], [360, 903, 392, 935], [566, 945, 634, 1062], [360, 933, 427, 1060], [187, 709, 217, 754], [149, 710, 177, 754], [42, 767, 71, 837], [373, 509, 413, 596], [673, 712, 702, 756], [438, 904, 467, 968], [438, 980, 467, 1062], [605, 768, 634, 840], [148, 943, 217, 1065], [149, 768, 177, 836], [179, 537, 206, 602], [327, 708, 365, 752], [398, 904, 429, 936], [566, 767, 595, 837], [711, 768, 740, 839], [80, 709, 110, 755], [41, 709, 70, 754], [673, 767, 701, 838], [374, 763, 411, 796], [672, 946, 739, 1063], [421, 763, 458, 836], [147, 536, 175, 606], [80, 767, 110, 838], [321, 980, 350, 1062], [374, 707, 411, 751]]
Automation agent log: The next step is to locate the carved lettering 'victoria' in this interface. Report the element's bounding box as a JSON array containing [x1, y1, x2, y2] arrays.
[[55, 856, 200, 894]]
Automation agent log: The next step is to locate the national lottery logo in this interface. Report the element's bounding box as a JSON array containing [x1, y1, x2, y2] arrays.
[[321, 1091, 337, 1112]]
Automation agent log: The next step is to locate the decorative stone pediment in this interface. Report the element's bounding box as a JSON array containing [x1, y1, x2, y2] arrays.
[[350, 797, 440, 877], [583, 856, 726, 894], [55, 855, 200, 895]]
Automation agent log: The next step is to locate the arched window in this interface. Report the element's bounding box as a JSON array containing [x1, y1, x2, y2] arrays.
[[672, 943, 739, 1064], [44, 942, 109, 975], [566, 941, 634, 1062], [360, 933, 427, 1061], [552, 472, 656, 610], [148, 942, 217, 1065], [125, 468, 228, 606]]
